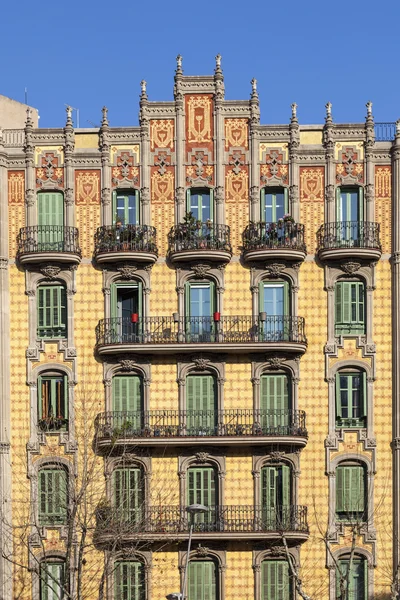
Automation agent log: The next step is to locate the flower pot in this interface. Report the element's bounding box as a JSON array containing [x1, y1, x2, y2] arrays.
[[131, 313, 139, 323]]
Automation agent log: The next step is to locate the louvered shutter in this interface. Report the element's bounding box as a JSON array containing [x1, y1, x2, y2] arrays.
[[260, 375, 289, 430], [40, 561, 64, 600], [187, 467, 216, 526], [114, 561, 144, 600], [261, 560, 290, 600], [113, 376, 142, 413], [188, 561, 216, 600], [39, 470, 67, 525], [186, 375, 216, 433], [336, 466, 365, 518], [113, 468, 143, 524]]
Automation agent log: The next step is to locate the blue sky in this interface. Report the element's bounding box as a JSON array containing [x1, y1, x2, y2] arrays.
[[1, 0, 398, 128]]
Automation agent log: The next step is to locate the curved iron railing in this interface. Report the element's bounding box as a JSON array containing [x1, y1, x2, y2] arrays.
[[95, 504, 308, 535], [94, 225, 158, 257], [242, 221, 306, 253], [95, 315, 307, 346], [317, 221, 381, 251], [95, 409, 307, 440], [17, 226, 81, 256], [167, 222, 232, 255]]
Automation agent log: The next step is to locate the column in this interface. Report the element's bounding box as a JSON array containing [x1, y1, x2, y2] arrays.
[[64, 106, 75, 227], [174, 56, 186, 224], [139, 81, 150, 224], [214, 54, 225, 225], [249, 79, 260, 222], [100, 107, 111, 225]]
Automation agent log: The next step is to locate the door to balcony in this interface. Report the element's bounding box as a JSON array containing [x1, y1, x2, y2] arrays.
[[336, 187, 363, 244], [186, 375, 217, 435], [113, 467, 144, 525], [37, 192, 64, 251], [111, 283, 142, 343], [261, 187, 287, 223], [259, 281, 289, 341], [261, 465, 290, 530], [187, 467, 217, 529], [185, 282, 215, 342], [260, 374, 291, 434], [187, 188, 213, 222], [113, 375, 143, 434], [114, 189, 139, 225]]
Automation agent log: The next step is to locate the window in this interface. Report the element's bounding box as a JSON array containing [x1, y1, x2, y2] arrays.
[[37, 191, 64, 251], [113, 467, 144, 523], [260, 374, 291, 432], [187, 188, 213, 222], [335, 281, 365, 335], [336, 371, 366, 428], [37, 285, 67, 339], [110, 282, 143, 343], [261, 465, 290, 529], [38, 374, 68, 431], [336, 187, 364, 245], [186, 375, 217, 435], [188, 560, 217, 600], [185, 281, 215, 342], [261, 560, 291, 600], [261, 187, 288, 223], [114, 190, 140, 225], [336, 557, 367, 600], [259, 280, 290, 341], [113, 376, 143, 433], [40, 561, 65, 600], [336, 464, 366, 521], [187, 467, 217, 527], [114, 561, 145, 600], [38, 468, 67, 526]]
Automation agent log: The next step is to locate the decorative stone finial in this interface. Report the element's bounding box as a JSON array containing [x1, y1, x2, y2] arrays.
[[366, 101, 372, 117], [215, 54, 222, 70], [325, 102, 332, 124], [396, 119, 400, 136], [25, 107, 33, 128], [176, 54, 183, 74], [101, 106, 109, 127], [291, 102, 298, 121], [251, 78, 257, 93], [141, 80, 147, 94], [65, 105, 73, 126]]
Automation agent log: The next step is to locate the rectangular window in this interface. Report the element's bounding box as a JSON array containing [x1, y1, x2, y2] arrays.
[[40, 561, 65, 600], [336, 372, 366, 428], [260, 374, 290, 431], [114, 190, 139, 225], [335, 281, 365, 335], [261, 188, 287, 223], [188, 561, 217, 600], [113, 468, 144, 523], [113, 376, 143, 433], [261, 560, 290, 600], [38, 376, 68, 431], [261, 465, 290, 529], [114, 561, 145, 600], [259, 281, 289, 341], [336, 465, 365, 521], [185, 282, 215, 342], [336, 558, 367, 600], [37, 286, 67, 339], [186, 375, 216, 435], [187, 189, 213, 222], [37, 192, 64, 251], [188, 467, 216, 527], [39, 469, 67, 526]]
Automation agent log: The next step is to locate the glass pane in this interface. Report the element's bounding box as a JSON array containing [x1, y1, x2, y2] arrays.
[[190, 191, 211, 221], [190, 285, 211, 317], [264, 191, 285, 222]]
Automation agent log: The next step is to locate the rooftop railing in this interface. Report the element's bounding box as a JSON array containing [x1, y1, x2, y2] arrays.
[[374, 122, 396, 141]]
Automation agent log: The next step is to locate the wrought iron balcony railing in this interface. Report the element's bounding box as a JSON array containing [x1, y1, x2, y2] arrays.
[[17, 226, 81, 256], [242, 221, 306, 253], [317, 221, 381, 251], [374, 122, 396, 141], [95, 504, 309, 535], [38, 417, 68, 432], [95, 315, 307, 346], [94, 225, 158, 256], [95, 409, 307, 440], [167, 222, 232, 255]]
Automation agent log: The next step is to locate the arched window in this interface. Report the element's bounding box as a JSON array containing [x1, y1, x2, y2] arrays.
[[336, 462, 366, 522], [336, 369, 366, 428], [114, 560, 145, 600], [187, 466, 217, 528], [188, 560, 218, 600], [113, 466, 145, 524], [335, 280, 365, 335], [261, 559, 291, 600], [336, 555, 367, 600], [39, 559, 65, 600], [260, 464, 291, 530], [186, 374, 217, 435], [37, 283, 67, 339], [38, 372, 68, 432], [38, 467, 68, 526], [185, 280, 216, 342], [113, 189, 140, 226], [37, 191, 64, 251], [187, 188, 213, 222], [260, 187, 288, 223], [260, 373, 291, 433]]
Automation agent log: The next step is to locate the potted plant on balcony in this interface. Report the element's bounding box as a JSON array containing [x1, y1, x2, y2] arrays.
[[95, 498, 111, 525]]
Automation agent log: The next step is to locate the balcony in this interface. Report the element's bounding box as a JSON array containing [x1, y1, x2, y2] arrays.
[[17, 226, 81, 266], [93, 225, 158, 265], [317, 221, 381, 262], [94, 409, 308, 450], [242, 221, 306, 263], [167, 222, 232, 264], [95, 315, 307, 356], [94, 504, 309, 547]]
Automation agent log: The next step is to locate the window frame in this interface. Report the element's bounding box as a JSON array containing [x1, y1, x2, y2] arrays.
[[260, 187, 288, 223], [113, 189, 140, 225], [113, 466, 145, 523], [336, 186, 364, 223], [38, 374, 68, 431], [261, 559, 291, 600], [37, 284, 67, 339], [336, 462, 366, 522], [113, 560, 145, 600], [186, 188, 214, 222], [187, 559, 218, 600], [336, 556, 367, 600], [335, 280, 365, 335], [39, 560, 65, 600], [38, 467, 68, 526], [335, 370, 367, 428]]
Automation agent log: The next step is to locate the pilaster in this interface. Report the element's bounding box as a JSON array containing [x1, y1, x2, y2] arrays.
[[174, 55, 185, 223], [249, 79, 260, 222], [323, 102, 335, 222], [214, 55, 225, 225], [365, 101, 375, 222], [289, 103, 300, 222], [139, 81, 151, 224], [64, 106, 75, 226], [100, 107, 111, 224], [24, 108, 35, 225]]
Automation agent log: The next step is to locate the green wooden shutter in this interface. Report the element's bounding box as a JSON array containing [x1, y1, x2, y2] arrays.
[[37, 286, 66, 338], [38, 376, 67, 421], [283, 187, 289, 214], [39, 469, 67, 525], [113, 376, 142, 412], [281, 465, 290, 508], [260, 375, 289, 430], [260, 188, 266, 221], [114, 561, 144, 600], [186, 375, 216, 433], [261, 561, 290, 600], [187, 467, 216, 507], [336, 373, 342, 421], [336, 466, 365, 517], [336, 187, 342, 221], [188, 561, 216, 600], [335, 282, 365, 335], [113, 468, 143, 523], [358, 187, 364, 222], [337, 559, 366, 600], [40, 561, 64, 600], [38, 192, 63, 226]]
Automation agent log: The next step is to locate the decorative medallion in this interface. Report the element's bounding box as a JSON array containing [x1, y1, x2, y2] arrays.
[[300, 167, 324, 202], [36, 152, 63, 188], [225, 119, 248, 149], [111, 150, 139, 188], [341, 261, 361, 275], [187, 96, 212, 144], [119, 359, 137, 371], [75, 171, 101, 205], [151, 171, 174, 203], [195, 452, 209, 463], [40, 265, 61, 280], [225, 170, 248, 203], [117, 265, 138, 280], [190, 264, 212, 278], [336, 146, 363, 183], [150, 120, 174, 150]]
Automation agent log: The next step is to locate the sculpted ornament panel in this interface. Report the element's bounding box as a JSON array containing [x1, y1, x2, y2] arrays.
[[224, 118, 248, 149], [187, 96, 212, 144], [75, 170, 101, 205], [150, 120, 174, 150]]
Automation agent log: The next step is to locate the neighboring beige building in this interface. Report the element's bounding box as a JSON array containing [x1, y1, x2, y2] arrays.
[[0, 56, 398, 599]]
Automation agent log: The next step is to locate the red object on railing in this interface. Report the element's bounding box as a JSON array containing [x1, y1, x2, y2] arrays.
[[213, 312, 221, 322], [131, 313, 139, 323]]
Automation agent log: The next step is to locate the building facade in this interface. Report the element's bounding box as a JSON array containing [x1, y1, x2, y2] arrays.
[[0, 56, 398, 599]]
